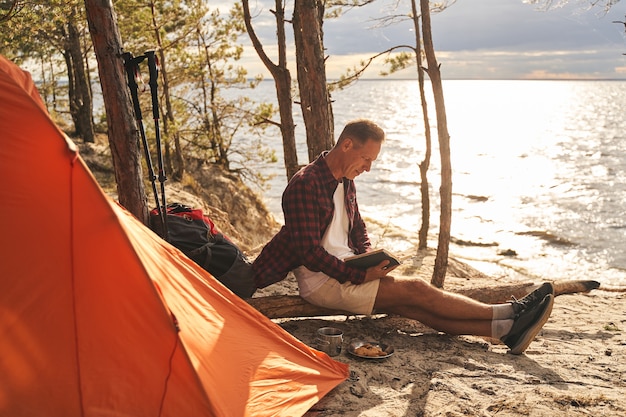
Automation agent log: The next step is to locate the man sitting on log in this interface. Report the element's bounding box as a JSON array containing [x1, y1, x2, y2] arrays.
[[252, 119, 554, 354]]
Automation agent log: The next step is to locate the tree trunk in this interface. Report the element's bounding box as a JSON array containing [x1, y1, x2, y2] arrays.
[[158, 48, 184, 180], [62, 49, 77, 125], [243, 0, 300, 180], [411, 0, 432, 251], [38, 55, 48, 105], [293, 0, 334, 162], [276, 71, 300, 180], [420, 0, 452, 288], [48, 55, 59, 113], [84, 0, 147, 224], [67, 9, 95, 143]]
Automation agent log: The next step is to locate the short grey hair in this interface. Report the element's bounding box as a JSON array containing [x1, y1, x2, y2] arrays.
[[337, 119, 385, 147]]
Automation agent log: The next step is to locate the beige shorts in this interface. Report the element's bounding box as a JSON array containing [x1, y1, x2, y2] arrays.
[[302, 278, 380, 315]]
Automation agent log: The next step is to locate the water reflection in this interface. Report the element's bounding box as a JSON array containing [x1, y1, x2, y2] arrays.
[[242, 80, 626, 289]]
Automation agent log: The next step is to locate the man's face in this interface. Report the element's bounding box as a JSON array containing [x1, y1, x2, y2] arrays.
[[343, 138, 381, 180]]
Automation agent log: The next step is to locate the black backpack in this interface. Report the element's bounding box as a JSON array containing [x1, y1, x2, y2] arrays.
[[150, 203, 256, 298]]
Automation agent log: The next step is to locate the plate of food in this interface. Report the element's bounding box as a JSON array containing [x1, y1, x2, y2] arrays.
[[347, 340, 394, 359]]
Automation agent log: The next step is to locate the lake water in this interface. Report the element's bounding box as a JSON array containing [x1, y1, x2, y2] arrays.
[[241, 79, 626, 290]]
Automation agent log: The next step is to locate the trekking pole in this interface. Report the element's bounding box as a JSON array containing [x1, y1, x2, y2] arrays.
[[145, 50, 168, 241], [122, 51, 165, 236]]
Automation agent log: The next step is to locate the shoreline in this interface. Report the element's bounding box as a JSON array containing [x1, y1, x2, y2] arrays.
[[358, 218, 626, 292]]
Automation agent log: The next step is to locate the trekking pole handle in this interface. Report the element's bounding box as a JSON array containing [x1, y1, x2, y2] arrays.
[[145, 50, 160, 121], [122, 52, 146, 121]]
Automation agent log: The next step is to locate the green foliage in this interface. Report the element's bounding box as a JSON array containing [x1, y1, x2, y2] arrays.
[[0, 0, 93, 131], [323, 0, 377, 19], [115, 0, 276, 183], [380, 51, 415, 76], [331, 46, 416, 92], [1, 0, 88, 57]]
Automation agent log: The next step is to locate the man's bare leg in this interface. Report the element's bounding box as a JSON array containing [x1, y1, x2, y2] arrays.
[[381, 304, 494, 336], [374, 276, 495, 320], [373, 276, 555, 352]]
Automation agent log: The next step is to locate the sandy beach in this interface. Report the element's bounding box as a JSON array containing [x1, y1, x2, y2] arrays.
[[253, 249, 626, 417]]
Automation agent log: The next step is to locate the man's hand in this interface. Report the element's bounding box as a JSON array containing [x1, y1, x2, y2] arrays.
[[364, 260, 398, 282]]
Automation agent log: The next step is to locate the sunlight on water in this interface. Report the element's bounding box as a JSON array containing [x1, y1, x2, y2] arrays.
[[242, 80, 626, 290]]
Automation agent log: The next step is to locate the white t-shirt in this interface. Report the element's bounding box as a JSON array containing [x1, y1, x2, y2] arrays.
[[294, 182, 354, 297]]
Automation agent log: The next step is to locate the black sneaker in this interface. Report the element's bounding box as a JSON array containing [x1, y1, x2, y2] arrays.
[[502, 293, 554, 354], [510, 282, 554, 316]]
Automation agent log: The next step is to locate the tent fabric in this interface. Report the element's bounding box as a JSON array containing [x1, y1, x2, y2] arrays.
[[0, 54, 349, 417]]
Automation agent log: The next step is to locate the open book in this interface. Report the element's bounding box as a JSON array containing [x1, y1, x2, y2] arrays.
[[344, 248, 401, 270]]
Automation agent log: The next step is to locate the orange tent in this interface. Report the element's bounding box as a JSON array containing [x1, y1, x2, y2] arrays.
[[0, 54, 348, 417]]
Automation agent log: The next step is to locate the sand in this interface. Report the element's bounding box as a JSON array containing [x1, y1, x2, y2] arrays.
[[254, 250, 626, 417]]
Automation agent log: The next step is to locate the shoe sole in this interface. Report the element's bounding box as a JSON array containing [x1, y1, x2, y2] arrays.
[[509, 294, 554, 355]]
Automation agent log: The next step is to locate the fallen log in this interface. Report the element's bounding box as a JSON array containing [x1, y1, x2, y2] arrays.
[[247, 280, 600, 319]]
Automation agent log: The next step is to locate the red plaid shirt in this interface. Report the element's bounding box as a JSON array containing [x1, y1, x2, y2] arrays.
[[252, 152, 371, 288]]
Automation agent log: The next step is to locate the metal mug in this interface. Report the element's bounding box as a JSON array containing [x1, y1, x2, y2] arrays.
[[315, 327, 343, 357]]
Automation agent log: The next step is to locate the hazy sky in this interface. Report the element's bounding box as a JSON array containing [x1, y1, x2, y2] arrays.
[[241, 0, 626, 80]]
